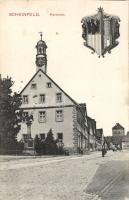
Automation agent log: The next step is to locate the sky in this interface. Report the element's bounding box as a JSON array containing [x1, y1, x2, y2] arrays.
[[0, 0, 128, 136]]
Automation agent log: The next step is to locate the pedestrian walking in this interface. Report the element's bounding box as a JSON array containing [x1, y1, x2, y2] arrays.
[[102, 148, 105, 157]]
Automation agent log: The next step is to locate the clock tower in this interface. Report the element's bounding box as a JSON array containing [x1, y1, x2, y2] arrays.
[[35, 32, 47, 73]]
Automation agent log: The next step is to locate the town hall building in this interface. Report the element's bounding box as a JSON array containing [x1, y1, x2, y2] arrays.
[[18, 33, 91, 154]]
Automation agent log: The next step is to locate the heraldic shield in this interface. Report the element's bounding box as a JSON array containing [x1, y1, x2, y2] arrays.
[[81, 7, 120, 57]]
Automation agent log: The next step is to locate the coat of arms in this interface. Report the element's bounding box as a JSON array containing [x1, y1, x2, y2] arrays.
[[81, 7, 120, 57]]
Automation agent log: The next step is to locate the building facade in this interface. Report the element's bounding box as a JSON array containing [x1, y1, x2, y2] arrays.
[[111, 123, 125, 149], [18, 34, 89, 154], [122, 137, 129, 150], [87, 116, 96, 151], [122, 132, 129, 150], [112, 123, 125, 137]]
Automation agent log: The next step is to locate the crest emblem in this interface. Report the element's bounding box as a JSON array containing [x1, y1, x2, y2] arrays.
[[81, 7, 120, 57]]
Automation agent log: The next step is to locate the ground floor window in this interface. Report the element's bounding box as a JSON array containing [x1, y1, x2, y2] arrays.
[[90, 143, 93, 149], [57, 133, 63, 142], [39, 111, 46, 123], [28, 140, 34, 148], [40, 133, 46, 140]]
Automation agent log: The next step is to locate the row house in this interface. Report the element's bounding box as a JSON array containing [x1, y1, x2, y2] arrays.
[[122, 132, 129, 150], [87, 116, 96, 151]]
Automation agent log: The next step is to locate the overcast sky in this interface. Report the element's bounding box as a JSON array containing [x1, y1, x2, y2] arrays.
[[0, 0, 128, 135]]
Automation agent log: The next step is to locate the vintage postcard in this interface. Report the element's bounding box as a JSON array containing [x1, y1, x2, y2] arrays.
[[0, 0, 129, 200]]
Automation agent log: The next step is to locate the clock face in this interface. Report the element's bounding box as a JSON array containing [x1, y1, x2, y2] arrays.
[[37, 57, 44, 66]]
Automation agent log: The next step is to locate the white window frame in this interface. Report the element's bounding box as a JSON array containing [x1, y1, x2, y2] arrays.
[[39, 111, 46, 123], [55, 110, 63, 122]]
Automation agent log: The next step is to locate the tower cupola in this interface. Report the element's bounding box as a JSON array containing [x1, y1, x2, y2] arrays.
[[35, 32, 47, 73]]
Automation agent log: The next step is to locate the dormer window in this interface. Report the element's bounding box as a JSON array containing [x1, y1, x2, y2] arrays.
[[46, 82, 52, 88], [31, 83, 37, 89]]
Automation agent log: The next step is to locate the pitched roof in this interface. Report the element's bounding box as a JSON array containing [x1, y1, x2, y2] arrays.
[[87, 116, 96, 123], [20, 69, 79, 106], [112, 123, 124, 130], [20, 69, 89, 123]]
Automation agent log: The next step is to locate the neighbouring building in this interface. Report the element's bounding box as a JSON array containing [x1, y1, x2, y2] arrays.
[[122, 137, 129, 150], [18, 33, 90, 154], [122, 131, 129, 150], [87, 116, 96, 151]]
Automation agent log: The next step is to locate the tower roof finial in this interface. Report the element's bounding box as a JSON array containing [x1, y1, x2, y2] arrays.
[[97, 7, 104, 13], [39, 32, 43, 40]]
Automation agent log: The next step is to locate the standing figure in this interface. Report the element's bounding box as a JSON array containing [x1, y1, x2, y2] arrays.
[[102, 147, 105, 157]]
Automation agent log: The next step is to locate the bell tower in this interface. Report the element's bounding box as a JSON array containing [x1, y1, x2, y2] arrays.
[[35, 32, 47, 73]]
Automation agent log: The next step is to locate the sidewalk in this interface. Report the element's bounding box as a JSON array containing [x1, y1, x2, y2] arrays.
[[0, 150, 118, 171], [0, 149, 116, 160], [0, 150, 101, 162], [0, 151, 103, 171]]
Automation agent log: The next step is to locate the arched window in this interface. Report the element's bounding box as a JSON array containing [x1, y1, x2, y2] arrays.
[[39, 47, 42, 54]]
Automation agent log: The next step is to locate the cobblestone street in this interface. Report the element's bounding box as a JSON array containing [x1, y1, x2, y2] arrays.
[[0, 151, 129, 200]]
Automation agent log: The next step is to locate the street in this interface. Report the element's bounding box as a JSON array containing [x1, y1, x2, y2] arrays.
[[0, 150, 129, 200]]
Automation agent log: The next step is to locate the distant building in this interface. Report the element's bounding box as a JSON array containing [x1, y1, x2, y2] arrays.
[[122, 137, 129, 150], [110, 123, 125, 149], [112, 123, 125, 137], [122, 131, 129, 150], [127, 131, 129, 137]]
